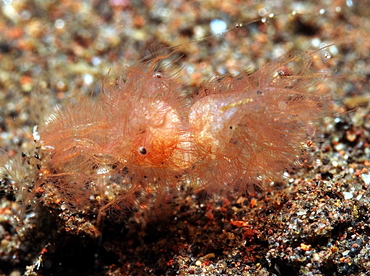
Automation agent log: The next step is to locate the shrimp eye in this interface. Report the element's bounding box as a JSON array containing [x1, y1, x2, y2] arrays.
[[139, 147, 147, 155], [152, 72, 162, 78]]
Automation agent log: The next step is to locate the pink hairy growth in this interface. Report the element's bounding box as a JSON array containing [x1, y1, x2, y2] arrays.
[[36, 50, 195, 214], [34, 48, 329, 218], [188, 51, 329, 192]]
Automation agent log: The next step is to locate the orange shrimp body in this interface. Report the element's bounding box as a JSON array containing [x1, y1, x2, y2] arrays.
[[188, 52, 328, 192], [128, 99, 183, 168], [35, 49, 329, 214]]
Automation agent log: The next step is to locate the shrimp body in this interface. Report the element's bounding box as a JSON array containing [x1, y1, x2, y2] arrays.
[[187, 52, 328, 191], [34, 50, 328, 214]]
